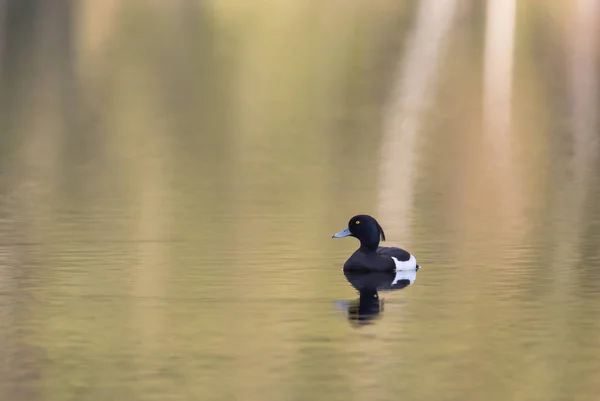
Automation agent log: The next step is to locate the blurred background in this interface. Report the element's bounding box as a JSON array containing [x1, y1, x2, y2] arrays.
[[0, 1, 599, 400]]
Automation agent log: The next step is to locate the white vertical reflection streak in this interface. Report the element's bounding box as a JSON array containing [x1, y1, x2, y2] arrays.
[[482, 0, 523, 231], [379, 0, 457, 240], [483, 0, 516, 151]]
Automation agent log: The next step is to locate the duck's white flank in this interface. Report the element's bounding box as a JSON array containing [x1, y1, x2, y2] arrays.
[[391, 254, 418, 271]]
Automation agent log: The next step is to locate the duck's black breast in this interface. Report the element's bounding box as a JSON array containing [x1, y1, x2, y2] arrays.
[[343, 249, 396, 272]]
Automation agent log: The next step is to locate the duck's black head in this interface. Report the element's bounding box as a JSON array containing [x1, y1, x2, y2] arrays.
[[332, 214, 386, 250]]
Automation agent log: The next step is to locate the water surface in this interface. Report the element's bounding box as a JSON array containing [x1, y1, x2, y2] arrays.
[[1, 2, 599, 401]]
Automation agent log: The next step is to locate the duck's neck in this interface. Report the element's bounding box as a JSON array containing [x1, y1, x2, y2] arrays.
[[359, 241, 379, 253]]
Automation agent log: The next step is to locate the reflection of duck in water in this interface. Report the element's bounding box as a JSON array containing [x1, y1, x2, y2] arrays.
[[332, 214, 419, 273], [344, 269, 419, 326], [346, 289, 382, 326]]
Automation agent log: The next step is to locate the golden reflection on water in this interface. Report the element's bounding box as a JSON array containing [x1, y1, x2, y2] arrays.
[[0, 2, 599, 401]]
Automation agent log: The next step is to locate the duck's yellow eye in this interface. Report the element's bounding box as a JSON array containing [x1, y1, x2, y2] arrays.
[[355, 221, 360, 225]]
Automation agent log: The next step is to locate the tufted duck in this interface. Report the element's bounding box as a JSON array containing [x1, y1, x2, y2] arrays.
[[332, 214, 420, 273]]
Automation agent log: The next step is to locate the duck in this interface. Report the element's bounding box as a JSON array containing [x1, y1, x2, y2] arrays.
[[332, 214, 420, 273]]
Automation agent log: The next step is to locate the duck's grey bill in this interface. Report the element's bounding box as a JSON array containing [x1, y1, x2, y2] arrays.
[[332, 227, 352, 238]]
